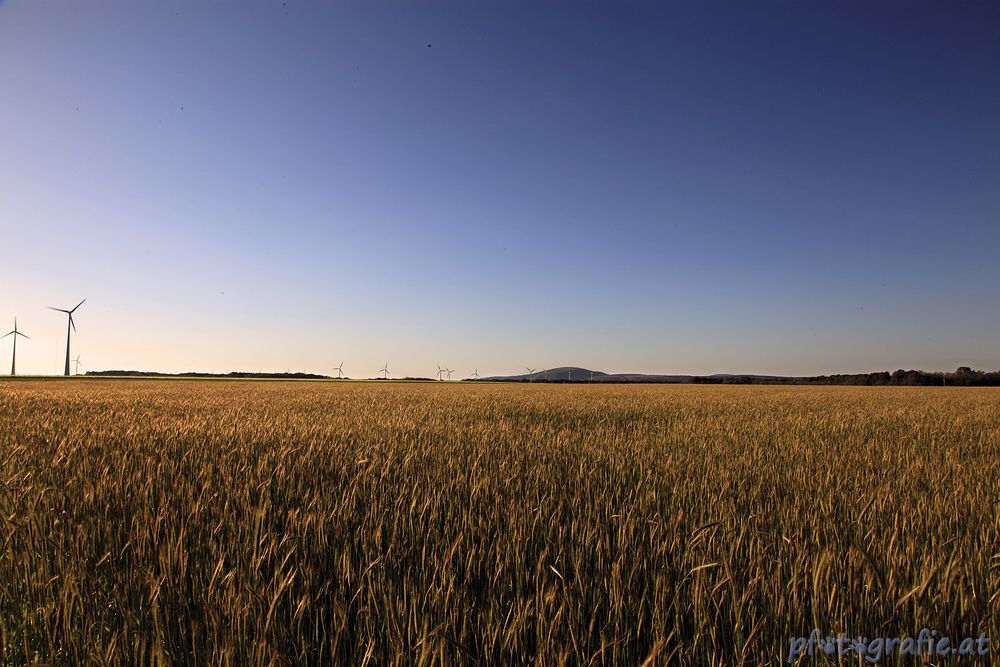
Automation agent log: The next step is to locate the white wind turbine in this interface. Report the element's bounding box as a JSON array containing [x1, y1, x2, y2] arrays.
[[1, 318, 29, 375], [526, 367, 536, 382], [471, 368, 480, 380], [436, 364, 445, 381], [48, 298, 85, 376], [380, 362, 390, 380], [334, 362, 345, 379]]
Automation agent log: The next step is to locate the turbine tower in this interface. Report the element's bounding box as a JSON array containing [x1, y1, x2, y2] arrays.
[[1, 319, 29, 375], [48, 298, 85, 377], [380, 362, 390, 380]]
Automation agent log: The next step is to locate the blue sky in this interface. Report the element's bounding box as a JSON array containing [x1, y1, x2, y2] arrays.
[[1, 1, 998, 377]]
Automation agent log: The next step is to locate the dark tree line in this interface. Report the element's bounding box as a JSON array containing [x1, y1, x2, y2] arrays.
[[81, 367, 1000, 386], [692, 367, 1000, 386], [86, 371, 332, 380]]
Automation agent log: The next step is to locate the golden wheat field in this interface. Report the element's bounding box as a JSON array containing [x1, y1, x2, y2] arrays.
[[1, 380, 998, 665]]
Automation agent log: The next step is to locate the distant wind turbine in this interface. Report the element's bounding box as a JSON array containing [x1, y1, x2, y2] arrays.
[[445, 367, 454, 381], [1, 319, 29, 375], [436, 364, 444, 381], [73, 354, 82, 376], [334, 362, 344, 379], [471, 368, 480, 380], [380, 362, 390, 380], [526, 367, 536, 382], [48, 299, 85, 376]]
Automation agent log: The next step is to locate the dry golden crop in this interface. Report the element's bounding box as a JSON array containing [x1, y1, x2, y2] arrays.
[[1, 380, 998, 665]]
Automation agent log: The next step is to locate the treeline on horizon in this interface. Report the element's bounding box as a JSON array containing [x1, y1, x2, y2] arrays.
[[690, 367, 1000, 386], [85, 371, 331, 380], [81, 367, 1000, 386]]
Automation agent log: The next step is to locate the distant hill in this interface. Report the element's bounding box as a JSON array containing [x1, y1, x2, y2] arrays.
[[480, 367, 1000, 386], [485, 367, 612, 382], [482, 367, 785, 384]]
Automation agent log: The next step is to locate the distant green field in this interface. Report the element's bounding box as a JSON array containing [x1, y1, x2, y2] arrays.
[[2, 381, 997, 664]]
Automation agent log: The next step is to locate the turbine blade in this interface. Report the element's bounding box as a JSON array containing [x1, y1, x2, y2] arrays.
[[70, 315, 77, 332], [49, 307, 70, 313], [0, 331, 11, 339], [19, 332, 30, 339], [71, 298, 87, 312]]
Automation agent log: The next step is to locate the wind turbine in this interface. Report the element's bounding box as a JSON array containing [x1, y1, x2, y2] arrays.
[[445, 367, 454, 381], [73, 354, 82, 376], [471, 368, 480, 380], [380, 362, 390, 380], [1, 319, 29, 375], [526, 367, 536, 382], [48, 298, 85, 376], [436, 364, 444, 381], [334, 362, 344, 379]]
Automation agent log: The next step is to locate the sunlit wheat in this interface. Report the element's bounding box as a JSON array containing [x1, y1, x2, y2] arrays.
[[1, 381, 997, 664]]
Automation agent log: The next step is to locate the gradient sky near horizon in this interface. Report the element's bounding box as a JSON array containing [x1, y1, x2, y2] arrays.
[[1, 1, 998, 377]]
